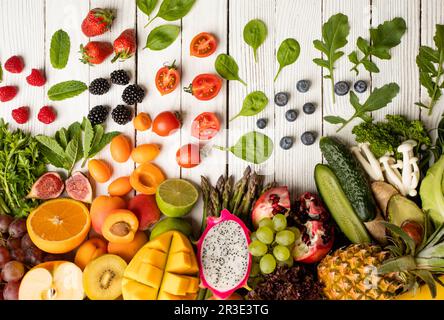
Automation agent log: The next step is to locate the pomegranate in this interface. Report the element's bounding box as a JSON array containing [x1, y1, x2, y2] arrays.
[[292, 192, 334, 264], [251, 187, 291, 228]]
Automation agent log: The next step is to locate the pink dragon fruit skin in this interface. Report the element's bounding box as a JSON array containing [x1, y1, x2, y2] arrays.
[[197, 209, 252, 299]]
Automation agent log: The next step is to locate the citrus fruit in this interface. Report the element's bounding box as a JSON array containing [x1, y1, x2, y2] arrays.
[[150, 217, 192, 240], [27, 199, 91, 254], [155, 179, 198, 217]]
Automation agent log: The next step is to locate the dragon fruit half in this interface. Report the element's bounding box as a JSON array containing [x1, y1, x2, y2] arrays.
[[197, 209, 251, 299]]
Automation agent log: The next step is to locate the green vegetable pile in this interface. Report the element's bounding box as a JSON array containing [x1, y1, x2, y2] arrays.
[[0, 119, 46, 218]]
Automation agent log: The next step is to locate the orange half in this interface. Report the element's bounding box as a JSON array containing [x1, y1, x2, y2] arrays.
[[27, 199, 91, 254]]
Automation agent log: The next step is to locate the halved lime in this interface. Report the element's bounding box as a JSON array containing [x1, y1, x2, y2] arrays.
[[155, 178, 199, 217]]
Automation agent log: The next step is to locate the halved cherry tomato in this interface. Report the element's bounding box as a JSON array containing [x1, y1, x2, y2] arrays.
[[190, 32, 218, 58], [184, 74, 222, 101], [155, 62, 180, 96], [191, 112, 220, 141], [152, 111, 181, 137], [176, 144, 201, 168]]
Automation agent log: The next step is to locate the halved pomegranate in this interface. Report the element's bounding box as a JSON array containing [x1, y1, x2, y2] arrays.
[[251, 187, 291, 228], [292, 192, 334, 264]]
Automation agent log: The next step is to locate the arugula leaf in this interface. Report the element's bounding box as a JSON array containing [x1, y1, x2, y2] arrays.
[[147, 0, 196, 26], [349, 17, 407, 75], [243, 19, 268, 63], [274, 38, 300, 82], [215, 54, 247, 86], [50, 29, 71, 69], [145, 24, 180, 51], [137, 0, 158, 19], [88, 131, 120, 159], [324, 82, 400, 132], [230, 91, 269, 121], [47, 80, 88, 101], [313, 13, 350, 103], [416, 24, 444, 115]]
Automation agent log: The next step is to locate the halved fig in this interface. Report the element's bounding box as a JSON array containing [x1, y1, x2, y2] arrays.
[[27, 172, 64, 200], [65, 172, 93, 203]]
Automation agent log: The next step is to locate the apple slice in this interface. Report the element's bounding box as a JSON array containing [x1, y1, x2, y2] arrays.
[[19, 261, 84, 300]]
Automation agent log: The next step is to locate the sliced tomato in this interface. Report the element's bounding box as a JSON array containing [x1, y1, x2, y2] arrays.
[[176, 144, 201, 168], [184, 74, 222, 101], [155, 63, 180, 96], [191, 112, 220, 141], [190, 32, 217, 58]]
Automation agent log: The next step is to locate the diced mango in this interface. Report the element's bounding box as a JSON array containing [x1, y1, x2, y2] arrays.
[[166, 252, 199, 274], [141, 249, 168, 269], [169, 232, 193, 254], [144, 232, 173, 252], [122, 278, 158, 300], [161, 273, 200, 296], [125, 262, 164, 288]]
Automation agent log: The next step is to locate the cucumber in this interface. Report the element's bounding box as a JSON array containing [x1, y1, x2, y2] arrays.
[[320, 136, 376, 222], [315, 164, 371, 244]]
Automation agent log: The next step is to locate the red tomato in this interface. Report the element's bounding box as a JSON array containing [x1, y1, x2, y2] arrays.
[[155, 63, 180, 96], [152, 111, 181, 137], [184, 74, 222, 101], [176, 144, 201, 168], [190, 32, 218, 58], [191, 112, 220, 141]]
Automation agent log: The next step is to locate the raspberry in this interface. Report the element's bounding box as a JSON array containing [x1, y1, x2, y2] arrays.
[[26, 69, 46, 87], [37, 106, 56, 124], [0, 86, 18, 102], [4, 56, 24, 74], [11, 107, 30, 124]]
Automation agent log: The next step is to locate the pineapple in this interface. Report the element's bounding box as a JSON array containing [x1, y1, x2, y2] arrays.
[[318, 221, 444, 300]]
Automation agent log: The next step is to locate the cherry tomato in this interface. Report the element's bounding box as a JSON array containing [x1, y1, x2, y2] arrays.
[[191, 112, 220, 141], [155, 62, 180, 96], [184, 74, 222, 101], [190, 32, 218, 58], [176, 144, 201, 168], [152, 111, 181, 137]]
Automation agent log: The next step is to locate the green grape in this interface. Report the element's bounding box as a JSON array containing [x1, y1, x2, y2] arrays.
[[259, 254, 276, 274], [250, 232, 258, 241], [248, 240, 268, 257], [275, 230, 295, 246], [273, 245, 290, 261], [278, 256, 294, 268], [287, 226, 301, 239], [258, 218, 274, 229], [272, 214, 287, 231], [250, 262, 260, 277], [256, 226, 274, 244]]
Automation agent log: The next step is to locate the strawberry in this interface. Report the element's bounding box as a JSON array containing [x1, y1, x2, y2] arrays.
[[37, 106, 56, 124], [4, 56, 24, 73], [11, 107, 30, 124], [81, 8, 115, 37], [26, 69, 46, 87], [111, 29, 136, 63], [80, 41, 113, 65], [0, 86, 18, 102]]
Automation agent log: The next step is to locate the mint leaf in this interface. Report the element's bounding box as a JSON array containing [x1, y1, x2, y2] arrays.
[[47, 80, 87, 101], [88, 131, 120, 158], [82, 117, 94, 161], [65, 137, 79, 174], [35, 135, 69, 169], [50, 29, 70, 69]]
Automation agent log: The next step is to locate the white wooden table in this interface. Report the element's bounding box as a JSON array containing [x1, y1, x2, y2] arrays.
[[1, 0, 443, 229]]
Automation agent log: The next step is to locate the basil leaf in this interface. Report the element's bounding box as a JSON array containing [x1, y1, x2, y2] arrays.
[[145, 24, 180, 50], [65, 137, 79, 174], [215, 54, 247, 86], [137, 0, 158, 18], [50, 29, 70, 69], [231, 91, 268, 121], [243, 19, 268, 63], [88, 131, 121, 158], [274, 38, 300, 82], [156, 0, 196, 21], [82, 118, 94, 161], [47, 80, 87, 101]]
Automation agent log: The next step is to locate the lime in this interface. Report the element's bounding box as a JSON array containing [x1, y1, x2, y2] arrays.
[[155, 178, 198, 217], [150, 218, 193, 240]]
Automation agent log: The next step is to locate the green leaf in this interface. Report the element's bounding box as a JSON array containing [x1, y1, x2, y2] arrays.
[[82, 118, 94, 160], [90, 125, 105, 155], [55, 128, 69, 149], [348, 51, 359, 65], [231, 91, 268, 121], [356, 37, 370, 55], [38, 145, 68, 169], [88, 131, 121, 159], [155, 0, 196, 21], [413, 270, 437, 298], [215, 54, 247, 86], [137, 0, 158, 18], [313, 58, 330, 69], [324, 115, 346, 124], [349, 91, 361, 111], [434, 24, 444, 51], [50, 29, 70, 69], [417, 50, 438, 76], [145, 24, 180, 51], [243, 19, 268, 63], [65, 137, 79, 173], [382, 221, 416, 255], [378, 255, 417, 274], [370, 17, 407, 51], [47, 80, 87, 101], [360, 82, 400, 113], [362, 59, 380, 73], [419, 46, 440, 64], [35, 135, 68, 169], [274, 38, 300, 82]]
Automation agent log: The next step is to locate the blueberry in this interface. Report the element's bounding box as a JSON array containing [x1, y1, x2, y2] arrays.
[[296, 80, 310, 93], [285, 109, 298, 122], [301, 131, 316, 145], [274, 92, 289, 106], [354, 80, 368, 93], [302, 102, 316, 115], [280, 136, 294, 150], [256, 118, 267, 129], [334, 81, 350, 96]]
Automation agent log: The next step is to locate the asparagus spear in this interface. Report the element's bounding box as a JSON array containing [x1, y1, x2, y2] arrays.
[[240, 172, 260, 219], [222, 175, 233, 210], [210, 185, 221, 217], [200, 176, 211, 235], [216, 175, 225, 196], [232, 166, 251, 214], [261, 181, 277, 194]]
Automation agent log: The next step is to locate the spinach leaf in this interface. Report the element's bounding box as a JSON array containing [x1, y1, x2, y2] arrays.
[[147, 0, 196, 26], [137, 0, 158, 18], [214, 131, 273, 164], [215, 54, 247, 86], [274, 38, 300, 82], [50, 29, 71, 69], [145, 24, 180, 51], [47, 80, 88, 101], [231, 91, 268, 121], [243, 19, 268, 63]]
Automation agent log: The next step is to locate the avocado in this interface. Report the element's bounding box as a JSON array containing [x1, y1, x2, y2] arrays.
[[387, 194, 425, 228], [420, 155, 444, 227]]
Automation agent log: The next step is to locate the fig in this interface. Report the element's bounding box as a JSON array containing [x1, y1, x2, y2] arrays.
[[27, 172, 64, 200], [66, 172, 93, 203]]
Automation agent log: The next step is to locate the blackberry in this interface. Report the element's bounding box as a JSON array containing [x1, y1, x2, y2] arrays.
[[111, 105, 132, 125], [110, 69, 130, 85], [89, 78, 110, 95], [87, 105, 109, 125], [122, 84, 145, 105]]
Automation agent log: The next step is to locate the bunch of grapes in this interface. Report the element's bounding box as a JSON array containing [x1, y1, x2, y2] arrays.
[[248, 214, 300, 276]]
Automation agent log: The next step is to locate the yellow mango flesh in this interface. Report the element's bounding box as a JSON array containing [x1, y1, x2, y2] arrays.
[[122, 231, 199, 300]]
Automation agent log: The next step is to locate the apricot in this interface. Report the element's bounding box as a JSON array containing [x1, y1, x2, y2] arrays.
[[131, 144, 160, 164], [128, 194, 161, 231], [102, 209, 139, 244], [110, 135, 132, 163], [88, 159, 112, 183], [90, 196, 127, 235], [130, 163, 166, 195], [108, 176, 133, 196], [108, 231, 148, 263], [133, 113, 151, 131], [74, 238, 108, 270]]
